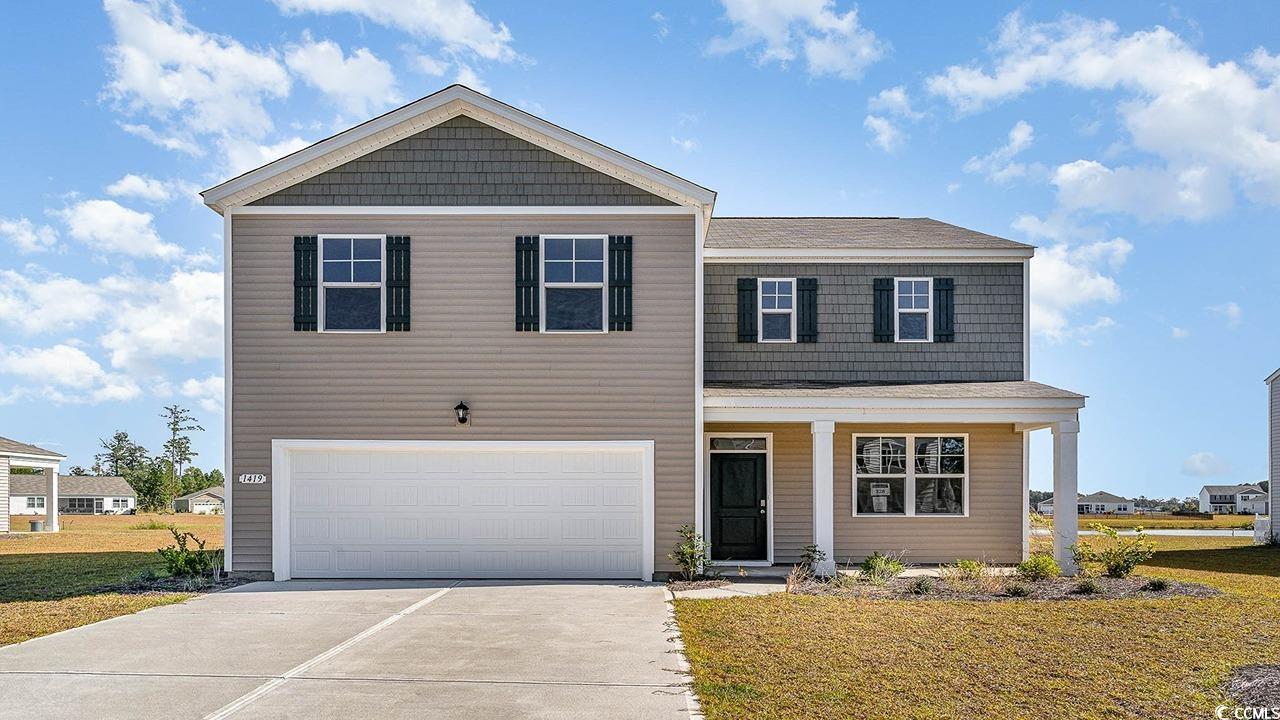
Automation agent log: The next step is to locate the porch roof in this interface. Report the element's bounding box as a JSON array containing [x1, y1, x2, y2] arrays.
[[0, 436, 65, 468], [705, 381, 1082, 401]]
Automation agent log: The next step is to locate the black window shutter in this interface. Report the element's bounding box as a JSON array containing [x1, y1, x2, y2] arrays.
[[736, 278, 757, 342], [797, 278, 818, 343], [608, 235, 633, 331], [385, 236, 411, 331], [293, 236, 317, 331], [515, 236, 539, 331], [933, 277, 955, 342], [872, 278, 894, 342]]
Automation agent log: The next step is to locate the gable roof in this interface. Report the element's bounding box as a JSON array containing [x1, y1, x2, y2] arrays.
[[1267, 367, 1280, 384], [1038, 491, 1132, 505], [0, 436, 64, 460], [202, 84, 716, 214], [1202, 484, 1265, 495], [705, 217, 1033, 252], [177, 487, 224, 502], [9, 475, 134, 497]]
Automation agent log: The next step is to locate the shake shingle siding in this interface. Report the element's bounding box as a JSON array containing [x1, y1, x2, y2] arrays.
[[705, 263, 1024, 385], [250, 116, 674, 207]]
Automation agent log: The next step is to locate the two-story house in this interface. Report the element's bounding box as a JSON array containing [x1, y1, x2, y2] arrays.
[[201, 85, 1086, 580], [1199, 484, 1270, 514]]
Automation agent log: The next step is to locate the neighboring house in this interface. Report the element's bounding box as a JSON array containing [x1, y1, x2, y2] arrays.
[[200, 85, 1087, 581], [1037, 491, 1134, 516], [0, 437, 65, 533], [1199, 484, 1270, 514], [175, 487, 224, 514], [10, 475, 136, 515]]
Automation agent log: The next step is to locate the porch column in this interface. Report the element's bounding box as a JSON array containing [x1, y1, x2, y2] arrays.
[[1052, 420, 1079, 574], [811, 421, 836, 575], [44, 466, 60, 532]]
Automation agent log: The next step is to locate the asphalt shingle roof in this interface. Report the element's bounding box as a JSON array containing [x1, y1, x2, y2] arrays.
[[703, 381, 1083, 400], [705, 217, 1033, 250], [9, 475, 134, 497], [176, 487, 225, 501], [0, 436, 64, 459]]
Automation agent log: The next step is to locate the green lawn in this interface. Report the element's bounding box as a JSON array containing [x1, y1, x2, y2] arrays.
[[1078, 514, 1255, 530], [0, 513, 224, 646], [674, 536, 1280, 719]]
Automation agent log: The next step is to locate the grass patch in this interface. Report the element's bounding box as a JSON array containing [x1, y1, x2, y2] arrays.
[[128, 518, 172, 530], [1079, 514, 1254, 530], [0, 513, 224, 646], [674, 535, 1280, 719]]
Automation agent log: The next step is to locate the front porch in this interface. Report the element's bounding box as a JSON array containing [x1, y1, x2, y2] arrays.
[[0, 437, 65, 533], [699, 381, 1086, 574]]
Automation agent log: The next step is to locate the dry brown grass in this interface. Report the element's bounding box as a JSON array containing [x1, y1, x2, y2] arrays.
[[0, 513, 225, 646]]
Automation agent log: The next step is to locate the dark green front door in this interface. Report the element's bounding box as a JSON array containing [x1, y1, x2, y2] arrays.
[[710, 453, 767, 561]]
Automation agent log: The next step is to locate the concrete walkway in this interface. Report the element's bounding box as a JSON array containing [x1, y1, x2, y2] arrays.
[[0, 580, 695, 719]]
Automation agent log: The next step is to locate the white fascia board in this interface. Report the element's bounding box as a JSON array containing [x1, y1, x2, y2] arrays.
[[228, 205, 699, 216], [704, 406, 1081, 425], [2, 453, 65, 468], [203, 86, 716, 214], [704, 395, 1086, 411], [1266, 367, 1280, 384], [703, 247, 1035, 263]]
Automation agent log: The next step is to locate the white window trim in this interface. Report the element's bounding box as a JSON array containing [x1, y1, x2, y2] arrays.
[[851, 433, 970, 518], [27, 496, 44, 509], [704, 432, 774, 566], [538, 234, 609, 334], [317, 233, 387, 334], [757, 277, 797, 343], [893, 276, 933, 343]]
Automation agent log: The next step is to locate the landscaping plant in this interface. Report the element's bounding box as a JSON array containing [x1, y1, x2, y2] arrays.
[[668, 525, 712, 581], [1142, 577, 1170, 592], [907, 576, 935, 595], [1016, 553, 1062, 581], [1074, 577, 1103, 595], [800, 544, 827, 572], [859, 551, 906, 584], [1004, 582, 1031, 597], [157, 527, 221, 578], [1073, 524, 1156, 578]]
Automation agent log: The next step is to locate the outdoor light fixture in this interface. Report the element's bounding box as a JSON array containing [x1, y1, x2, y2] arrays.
[[454, 401, 470, 425]]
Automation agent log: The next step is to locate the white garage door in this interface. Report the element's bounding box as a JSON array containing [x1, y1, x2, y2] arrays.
[[276, 441, 652, 580]]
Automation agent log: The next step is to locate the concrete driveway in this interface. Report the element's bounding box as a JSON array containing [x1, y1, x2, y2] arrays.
[[0, 581, 695, 719]]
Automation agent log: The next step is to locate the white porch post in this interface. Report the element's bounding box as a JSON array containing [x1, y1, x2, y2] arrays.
[[1052, 420, 1080, 574], [44, 465, 60, 532], [811, 420, 836, 575]]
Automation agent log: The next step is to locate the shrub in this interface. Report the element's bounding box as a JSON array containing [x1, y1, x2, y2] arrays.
[[668, 525, 712, 581], [157, 527, 220, 577], [1073, 524, 1155, 578], [1142, 577, 1170, 592], [1074, 577, 1102, 595], [801, 544, 828, 572], [907, 576, 935, 595], [1005, 582, 1032, 597], [941, 558, 1004, 593], [860, 551, 906, 584], [130, 519, 170, 531], [1016, 553, 1062, 581]]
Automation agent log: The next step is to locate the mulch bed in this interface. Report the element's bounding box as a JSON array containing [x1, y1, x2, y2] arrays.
[[668, 578, 733, 592], [97, 572, 254, 596], [789, 574, 1220, 601], [1224, 665, 1280, 707]]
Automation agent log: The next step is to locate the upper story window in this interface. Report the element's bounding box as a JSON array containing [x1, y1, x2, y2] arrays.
[[541, 235, 606, 333], [320, 235, 385, 332], [758, 278, 795, 342], [895, 278, 932, 342]]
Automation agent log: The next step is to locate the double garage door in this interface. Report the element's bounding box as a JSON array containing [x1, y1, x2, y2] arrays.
[[277, 441, 652, 580]]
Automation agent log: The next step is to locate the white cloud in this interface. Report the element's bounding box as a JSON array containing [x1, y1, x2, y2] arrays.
[[413, 54, 449, 76], [652, 12, 670, 41], [0, 343, 141, 404], [99, 269, 224, 372], [925, 11, 1280, 220], [454, 63, 490, 95], [1026, 222, 1132, 342], [868, 85, 922, 119], [119, 123, 203, 156], [1171, 326, 1190, 339], [106, 173, 174, 203], [1182, 451, 1231, 477], [220, 136, 310, 178], [0, 217, 58, 253], [708, 0, 886, 80], [1207, 301, 1243, 327], [104, 0, 291, 149], [285, 34, 400, 116], [863, 115, 903, 152], [946, 182, 961, 194], [0, 269, 108, 334], [963, 120, 1037, 183], [181, 375, 225, 413], [56, 199, 182, 260], [671, 136, 700, 153], [272, 0, 519, 62]]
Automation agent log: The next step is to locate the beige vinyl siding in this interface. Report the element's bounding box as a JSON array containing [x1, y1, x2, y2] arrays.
[[230, 214, 696, 574], [0, 457, 8, 532], [705, 423, 812, 564], [835, 424, 1024, 564]]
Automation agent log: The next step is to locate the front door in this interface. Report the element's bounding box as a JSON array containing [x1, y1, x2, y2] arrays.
[[710, 453, 767, 561]]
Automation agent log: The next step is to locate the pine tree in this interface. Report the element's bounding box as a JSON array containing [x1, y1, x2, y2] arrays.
[[160, 405, 203, 493], [94, 431, 149, 476]]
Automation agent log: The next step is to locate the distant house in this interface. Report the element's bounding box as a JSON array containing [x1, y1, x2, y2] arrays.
[[1037, 491, 1134, 516], [174, 487, 224, 514], [1200, 484, 1270, 514], [10, 475, 135, 515]]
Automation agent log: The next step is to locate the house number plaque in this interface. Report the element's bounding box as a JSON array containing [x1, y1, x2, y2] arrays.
[[237, 473, 268, 484]]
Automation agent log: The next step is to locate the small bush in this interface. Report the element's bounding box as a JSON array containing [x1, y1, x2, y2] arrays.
[[1074, 577, 1103, 595], [130, 519, 170, 531], [860, 551, 906, 584], [941, 558, 1004, 593], [1073, 524, 1155, 578], [1142, 577, 1171, 592], [157, 527, 220, 577], [1004, 582, 1032, 597], [907, 576, 935, 595], [800, 544, 828, 572], [1016, 553, 1062, 581], [668, 525, 712, 581]]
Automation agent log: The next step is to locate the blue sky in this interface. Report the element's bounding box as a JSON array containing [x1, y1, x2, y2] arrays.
[[1, 1, 1278, 499]]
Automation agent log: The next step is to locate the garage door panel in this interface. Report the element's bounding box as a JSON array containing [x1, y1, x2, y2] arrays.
[[287, 446, 646, 579]]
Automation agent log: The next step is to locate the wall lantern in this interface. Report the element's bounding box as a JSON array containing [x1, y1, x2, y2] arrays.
[[454, 401, 470, 425]]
